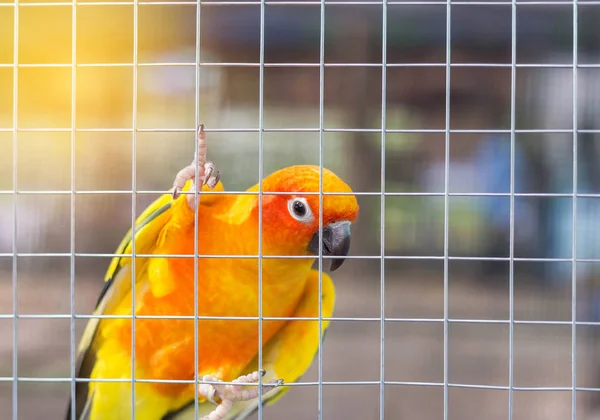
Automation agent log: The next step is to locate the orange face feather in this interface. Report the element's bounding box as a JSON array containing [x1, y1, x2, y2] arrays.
[[253, 165, 359, 257]]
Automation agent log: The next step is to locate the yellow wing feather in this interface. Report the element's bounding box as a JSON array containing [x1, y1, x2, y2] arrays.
[[236, 270, 336, 417], [68, 180, 224, 420]]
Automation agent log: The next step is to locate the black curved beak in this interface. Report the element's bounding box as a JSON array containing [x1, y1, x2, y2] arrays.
[[308, 221, 352, 272]]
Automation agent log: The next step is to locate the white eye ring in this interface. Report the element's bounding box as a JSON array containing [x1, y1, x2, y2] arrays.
[[287, 197, 314, 223]]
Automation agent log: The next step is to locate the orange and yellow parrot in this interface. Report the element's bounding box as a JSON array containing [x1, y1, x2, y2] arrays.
[[66, 125, 359, 420]]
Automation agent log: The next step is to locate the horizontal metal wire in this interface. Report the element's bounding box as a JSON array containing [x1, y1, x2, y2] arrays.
[[0, 376, 595, 392], [1, 63, 600, 68], [1, 191, 599, 198], [1, 191, 600, 200], [0, 314, 594, 325], [0, 254, 597, 262], [1, 1, 600, 6], [0, 128, 597, 134]]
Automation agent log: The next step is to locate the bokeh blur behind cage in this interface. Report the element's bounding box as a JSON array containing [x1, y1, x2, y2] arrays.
[[2, 2, 600, 419]]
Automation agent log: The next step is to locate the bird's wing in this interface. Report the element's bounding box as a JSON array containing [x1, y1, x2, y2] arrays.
[[66, 180, 224, 420], [164, 268, 336, 420]]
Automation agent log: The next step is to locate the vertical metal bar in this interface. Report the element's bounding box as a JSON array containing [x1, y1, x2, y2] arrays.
[[131, 0, 139, 416], [508, 0, 517, 418], [11, 0, 19, 417], [443, 1, 451, 419], [257, 0, 266, 417], [317, 0, 325, 420], [193, 0, 202, 418], [379, 0, 387, 419], [317, 0, 325, 418], [571, 1, 579, 418], [69, 0, 78, 417]]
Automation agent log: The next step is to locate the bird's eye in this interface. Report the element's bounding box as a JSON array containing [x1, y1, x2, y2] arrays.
[[287, 197, 313, 223], [293, 201, 306, 216]]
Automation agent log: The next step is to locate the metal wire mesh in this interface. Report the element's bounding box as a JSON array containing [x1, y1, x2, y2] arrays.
[[4, 0, 600, 419]]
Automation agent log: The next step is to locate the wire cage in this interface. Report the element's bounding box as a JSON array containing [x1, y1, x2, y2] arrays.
[[2, 1, 600, 419]]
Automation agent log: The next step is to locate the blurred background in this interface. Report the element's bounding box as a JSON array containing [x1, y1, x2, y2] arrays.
[[2, 1, 600, 419]]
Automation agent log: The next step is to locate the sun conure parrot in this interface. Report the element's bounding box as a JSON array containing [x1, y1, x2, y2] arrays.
[[66, 125, 359, 420]]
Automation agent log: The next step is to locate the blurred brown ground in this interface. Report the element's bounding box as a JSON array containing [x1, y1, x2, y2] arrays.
[[0, 269, 598, 420]]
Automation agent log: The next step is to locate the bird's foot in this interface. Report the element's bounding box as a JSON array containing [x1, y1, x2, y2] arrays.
[[171, 124, 221, 211], [199, 370, 283, 420]]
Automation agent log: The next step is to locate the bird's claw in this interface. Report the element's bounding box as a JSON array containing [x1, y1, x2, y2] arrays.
[[203, 161, 220, 189], [171, 124, 220, 210], [199, 371, 283, 420]]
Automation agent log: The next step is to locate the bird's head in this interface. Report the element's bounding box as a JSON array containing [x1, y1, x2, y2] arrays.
[[246, 165, 359, 272]]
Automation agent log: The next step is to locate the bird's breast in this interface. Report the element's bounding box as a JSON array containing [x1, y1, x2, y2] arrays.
[[110, 253, 306, 399]]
